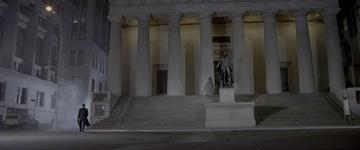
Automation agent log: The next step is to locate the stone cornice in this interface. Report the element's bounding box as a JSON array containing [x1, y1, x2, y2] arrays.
[[110, 0, 338, 18], [322, 7, 341, 16]]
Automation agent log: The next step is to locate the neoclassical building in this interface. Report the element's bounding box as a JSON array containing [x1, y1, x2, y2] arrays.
[[108, 0, 345, 96]]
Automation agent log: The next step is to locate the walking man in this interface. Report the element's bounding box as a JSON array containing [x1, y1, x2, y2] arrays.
[[77, 104, 89, 132]]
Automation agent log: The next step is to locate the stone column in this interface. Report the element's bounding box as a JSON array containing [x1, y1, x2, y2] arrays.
[[108, 17, 123, 96], [199, 12, 214, 96], [0, 0, 19, 68], [323, 8, 345, 92], [231, 12, 254, 95], [167, 14, 185, 95], [135, 15, 151, 96], [295, 10, 315, 93], [263, 10, 282, 94]]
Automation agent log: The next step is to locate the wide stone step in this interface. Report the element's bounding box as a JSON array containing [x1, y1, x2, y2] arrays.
[[94, 94, 345, 129]]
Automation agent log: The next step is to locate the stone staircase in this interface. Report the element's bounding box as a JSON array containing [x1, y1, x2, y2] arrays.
[[94, 94, 346, 129], [94, 96, 213, 129], [255, 94, 345, 126]]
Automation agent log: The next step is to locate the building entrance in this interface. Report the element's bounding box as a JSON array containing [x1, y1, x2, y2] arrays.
[[280, 64, 290, 92], [156, 70, 167, 95]]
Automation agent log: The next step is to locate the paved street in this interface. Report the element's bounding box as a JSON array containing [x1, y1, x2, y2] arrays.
[[0, 128, 360, 150]]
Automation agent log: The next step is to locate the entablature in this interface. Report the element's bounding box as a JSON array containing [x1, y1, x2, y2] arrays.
[[110, 0, 338, 19]]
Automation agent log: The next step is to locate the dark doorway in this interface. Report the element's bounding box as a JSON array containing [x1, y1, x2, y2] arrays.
[[157, 70, 167, 95], [281, 67, 289, 92]]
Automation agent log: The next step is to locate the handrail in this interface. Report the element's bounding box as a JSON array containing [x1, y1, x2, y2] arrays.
[[327, 92, 352, 125]]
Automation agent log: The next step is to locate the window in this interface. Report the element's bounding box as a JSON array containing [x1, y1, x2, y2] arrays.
[[71, 12, 79, 40], [99, 82, 102, 92], [38, 17, 46, 28], [51, 93, 56, 109], [15, 87, 27, 104], [95, 55, 98, 69], [51, 46, 59, 67], [79, 0, 88, 39], [91, 79, 95, 92], [77, 49, 84, 65], [92, 53, 96, 68], [35, 37, 44, 65], [102, 59, 105, 73], [15, 27, 26, 58], [19, 4, 30, 16], [36, 91, 44, 107], [0, 82, 6, 101], [99, 57, 102, 72], [69, 50, 76, 66]]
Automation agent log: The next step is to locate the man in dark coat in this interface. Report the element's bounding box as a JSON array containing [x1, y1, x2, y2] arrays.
[[77, 104, 89, 132]]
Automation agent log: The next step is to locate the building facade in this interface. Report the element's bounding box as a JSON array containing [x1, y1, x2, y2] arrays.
[[339, 0, 360, 87], [0, 0, 111, 129], [0, 0, 75, 127], [109, 0, 346, 96], [59, 0, 111, 128]]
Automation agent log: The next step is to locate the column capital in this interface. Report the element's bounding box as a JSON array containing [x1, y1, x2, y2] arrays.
[[322, 8, 340, 16], [109, 16, 124, 23], [230, 11, 246, 19], [198, 12, 213, 19], [293, 9, 310, 17], [262, 10, 278, 17], [168, 13, 182, 20], [137, 15, 150, 22]]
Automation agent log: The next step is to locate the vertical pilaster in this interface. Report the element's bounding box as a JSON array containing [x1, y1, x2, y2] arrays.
[[135, 15, 151, 96], [23, 6, 39, 75], [0, 0, 19, 68], [167, 13, 184, 95], [323, 8, 345, 92], [231, 12, 254, 95], [295, 10, 316, 93], [263, 10, 282, 94], [199, 12, 214, 96], [108, 17, 123, 96]]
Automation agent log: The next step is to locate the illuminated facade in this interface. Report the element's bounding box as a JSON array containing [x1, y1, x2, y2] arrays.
[[109, 0, 346, 96]]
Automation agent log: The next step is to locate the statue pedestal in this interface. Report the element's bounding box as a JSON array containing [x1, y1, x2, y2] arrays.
[[205, 88, 256, 128], [219, 88, 235, 103]]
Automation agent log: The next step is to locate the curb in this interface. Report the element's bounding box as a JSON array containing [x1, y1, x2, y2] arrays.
[[85, 126, 360, 133]]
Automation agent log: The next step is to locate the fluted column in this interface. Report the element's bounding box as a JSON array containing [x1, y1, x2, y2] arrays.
[[199, 12, 214, 95], [323, 8, 345, 92], [135, 16, 151, 96], [167, 14, 185, 95], [231, 12, 254, 94], [295, 10, 315, 93], [263, 10, 282, 94], [108, 17, 123, 96]]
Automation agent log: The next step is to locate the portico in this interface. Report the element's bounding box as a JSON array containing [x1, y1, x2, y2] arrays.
[[108, 0, 345, 96]]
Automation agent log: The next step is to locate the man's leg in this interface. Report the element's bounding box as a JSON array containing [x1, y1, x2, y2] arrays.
[[80, 121, 84, 132], [82, 121, 85, 132], [78, 120, 82, 132]]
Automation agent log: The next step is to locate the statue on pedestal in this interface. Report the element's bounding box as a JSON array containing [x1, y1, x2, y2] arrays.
[[216, 52, 233, 88]]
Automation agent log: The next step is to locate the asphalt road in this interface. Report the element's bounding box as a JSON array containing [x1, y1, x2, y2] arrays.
[[0, 128, 360, 150]]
